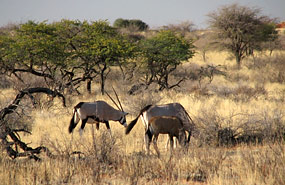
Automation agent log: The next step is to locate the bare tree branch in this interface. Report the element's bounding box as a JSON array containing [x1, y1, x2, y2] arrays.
[[0, 87, 64, 160]]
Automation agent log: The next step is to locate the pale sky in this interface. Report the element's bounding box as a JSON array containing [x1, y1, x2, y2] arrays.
[[1, 0, 284, 29]]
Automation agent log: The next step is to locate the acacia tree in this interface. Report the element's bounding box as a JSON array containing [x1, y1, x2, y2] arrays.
[[0, 20, 135, 95], [0, 21, 70, 91], [139, 30, 195, 91], [194, 31, 216, 62], [208, 4, 278, 68], [69, 20, 135, 94]]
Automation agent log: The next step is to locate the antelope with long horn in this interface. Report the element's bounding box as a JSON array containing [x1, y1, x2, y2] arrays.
[[68, 88, 128, 134]]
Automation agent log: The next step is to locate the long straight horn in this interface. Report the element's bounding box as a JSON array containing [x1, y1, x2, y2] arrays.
[[112, 86, 124, 112], [105, 90, 121, 111]]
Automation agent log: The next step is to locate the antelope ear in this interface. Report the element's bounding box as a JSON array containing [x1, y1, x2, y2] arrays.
[[124, 112, 129, 116]]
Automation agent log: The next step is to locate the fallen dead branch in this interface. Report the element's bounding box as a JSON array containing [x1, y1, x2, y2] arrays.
[[0, 87, 65, 160]]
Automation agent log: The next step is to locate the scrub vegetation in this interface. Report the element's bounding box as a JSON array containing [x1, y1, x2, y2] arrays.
[[0, 3, 285, 185]]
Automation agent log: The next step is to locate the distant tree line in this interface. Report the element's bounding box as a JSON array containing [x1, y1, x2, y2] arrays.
[[0, 19, 193, 95], [113, 18, 149, 31], [0, 3, 279, 95]]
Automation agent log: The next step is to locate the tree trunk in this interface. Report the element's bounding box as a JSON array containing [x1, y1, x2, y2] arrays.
[[100, 64, 107, 95], [87, 79, 91, 94], [235, 53, 241, 69]]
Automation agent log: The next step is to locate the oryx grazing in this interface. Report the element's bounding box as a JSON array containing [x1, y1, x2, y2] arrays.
[[68, 100, 128, 134], [145, 116, 188, 157], [68, 88, 128, 134], [125, 103, 194, 146]]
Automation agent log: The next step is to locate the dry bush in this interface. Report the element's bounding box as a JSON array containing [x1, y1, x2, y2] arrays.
[[121, 148, 225, 184], [125, 89, 162, 115], [0, 75, 12, 89], [246, 53, 285, 83], [1, 47, 285, 184], [236, 144, 285, 185], [0, 94, 35, 133], [195, 107, 235, 146], [236, 109, 285, 144], [195, 105, 285, 147], [210, 83, 267, 102], [30, 130, 125, 184]]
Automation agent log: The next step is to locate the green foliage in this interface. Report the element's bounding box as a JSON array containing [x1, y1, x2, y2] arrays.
[[113, 18, 149, 31], [76, 20, 134, 66], [0, 20, 135, 94], [69, 20, 136, 94], [0, 20, 68, 86], [113, 18, 130, 28], [0, 31, 15, 69], [139, 30, 195, 90], [15, 21, 67, 65]]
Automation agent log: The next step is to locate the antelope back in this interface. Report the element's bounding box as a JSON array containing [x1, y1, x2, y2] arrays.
[[149, 116, 183, 135], [79, 101, 122, 121], [146, 103, 192, 131]]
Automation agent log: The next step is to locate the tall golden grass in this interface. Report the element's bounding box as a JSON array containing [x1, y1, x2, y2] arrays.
[[1, 51, 285, 184]]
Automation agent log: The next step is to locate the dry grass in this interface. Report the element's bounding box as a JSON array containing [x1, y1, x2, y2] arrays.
[[1, 51, 285, 184]]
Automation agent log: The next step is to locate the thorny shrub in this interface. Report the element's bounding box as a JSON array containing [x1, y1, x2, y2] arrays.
[[195, 107, 285, 147]]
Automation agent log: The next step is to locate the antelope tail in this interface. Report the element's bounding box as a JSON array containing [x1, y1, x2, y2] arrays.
[[68, 109, 77, 133], [125, 104, 152, 135], [125, 116, 139, 134]]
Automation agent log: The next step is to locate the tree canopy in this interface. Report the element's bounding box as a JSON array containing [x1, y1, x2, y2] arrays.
[[208, 3, 278, 68], [139, 30, 195, 90], [113, 18, 149, 31], [0, 20, 135, 94]]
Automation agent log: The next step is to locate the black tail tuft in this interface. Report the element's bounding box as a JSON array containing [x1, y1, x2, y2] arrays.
[[125, 104, 152, 135], [68, 110, 77, 133], [125, 117, 139, 134]]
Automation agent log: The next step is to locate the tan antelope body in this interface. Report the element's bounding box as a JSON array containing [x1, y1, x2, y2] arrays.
[[68, 101, 128, 134], [145, 116, 187, 157], [126, 103, 194, 145]]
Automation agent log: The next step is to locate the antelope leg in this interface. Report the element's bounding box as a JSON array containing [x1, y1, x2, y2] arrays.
[[169, 135, 174, 156], [153, 135, 160, 157], [96, 122, 100, 130], [79, 118, 88, 136], [104, 121, 112, 137], [145, 129, 152, 155]]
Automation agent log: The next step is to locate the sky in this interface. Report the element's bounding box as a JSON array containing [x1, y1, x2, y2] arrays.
[[1, 0, 284, 29]]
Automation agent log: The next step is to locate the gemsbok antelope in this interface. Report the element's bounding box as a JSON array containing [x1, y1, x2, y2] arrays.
[[68, 100, 128, 134], [125, 103, 194, 146], [145, 116, 188, 157], [68, 86, 129, 135]]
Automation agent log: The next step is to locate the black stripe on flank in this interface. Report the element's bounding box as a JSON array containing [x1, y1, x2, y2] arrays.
[[86, 115, 105, 123]]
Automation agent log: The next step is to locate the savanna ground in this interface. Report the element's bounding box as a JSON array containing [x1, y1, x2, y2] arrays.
[[1, 51, 285, 185]]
